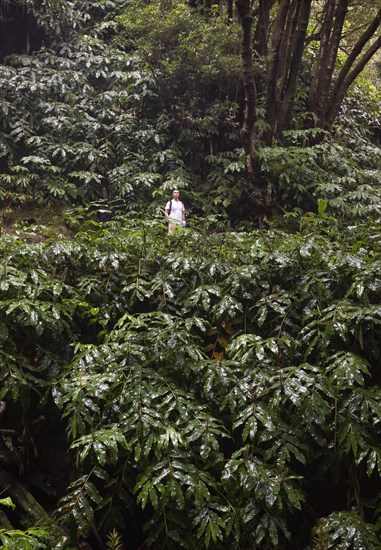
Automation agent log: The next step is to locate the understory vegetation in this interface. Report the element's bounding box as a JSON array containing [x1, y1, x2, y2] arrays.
[[1, 213, 381, 548], [1, 0, 381, 549]]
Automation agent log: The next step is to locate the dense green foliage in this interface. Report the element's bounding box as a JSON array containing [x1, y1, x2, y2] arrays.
[[1, 212, 381, 548], [2, 1, 381, 221], [0, 0, 243, 215], [1, 1, 381, 548]]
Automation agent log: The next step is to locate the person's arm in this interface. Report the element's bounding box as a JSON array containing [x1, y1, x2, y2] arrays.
[[164, 201, 170, 217]]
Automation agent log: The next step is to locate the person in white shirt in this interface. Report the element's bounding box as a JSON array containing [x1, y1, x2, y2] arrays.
[[164, 189, 186, 234]]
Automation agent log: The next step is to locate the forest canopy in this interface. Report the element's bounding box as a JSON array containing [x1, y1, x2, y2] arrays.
[[0, 1, 381, 549]]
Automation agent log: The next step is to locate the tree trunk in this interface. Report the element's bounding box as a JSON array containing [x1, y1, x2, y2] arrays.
[[0, 509, 13, 530], [308, 0, 349, 127], [277, 0, 312, 134], [236, 0, 259, 184], [0, 469, 64, 535], [252, 0, 276, 98], [231, 0, 240, 23], [265, 0, 291, 142], [254, 0, 276, 58], [326, 8, 381, 125]]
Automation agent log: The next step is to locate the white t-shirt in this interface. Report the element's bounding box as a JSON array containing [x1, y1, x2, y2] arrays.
[[166, 200, 185, 222]]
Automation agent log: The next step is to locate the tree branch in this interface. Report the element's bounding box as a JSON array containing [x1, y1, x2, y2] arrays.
[[328, 8, 381, 107], [327, 31, 381, 124]]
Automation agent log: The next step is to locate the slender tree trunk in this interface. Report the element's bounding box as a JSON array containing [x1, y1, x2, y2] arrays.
[[277, 0, 312, 134], [254, 0, 276, 58], [308, 0, 349, 127], [326, 8, 381, 124], [265, 0, 291, 143], [236, 0, 259, 185], [228, 0, 240, 22], [308, 0, 337, 117], [264, 0, 312, 139], [253, 0, 276, 99]]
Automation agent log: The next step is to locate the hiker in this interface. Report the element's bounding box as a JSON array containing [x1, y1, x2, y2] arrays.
[[164, 189, 186, 234]]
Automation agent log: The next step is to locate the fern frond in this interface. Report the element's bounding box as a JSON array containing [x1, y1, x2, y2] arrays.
[[312, 519, 328, 550], [106, 529, 124, 550]]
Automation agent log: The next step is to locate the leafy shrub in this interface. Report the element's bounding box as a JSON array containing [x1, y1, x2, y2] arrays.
[[2, 212, 381, 548]]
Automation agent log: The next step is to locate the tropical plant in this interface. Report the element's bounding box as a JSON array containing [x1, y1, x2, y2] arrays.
[[0, 497, 51, 549], [1, 210, 381, 548]]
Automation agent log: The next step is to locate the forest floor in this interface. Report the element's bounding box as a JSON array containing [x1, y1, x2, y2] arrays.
[[1, 204, 73, 241]]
